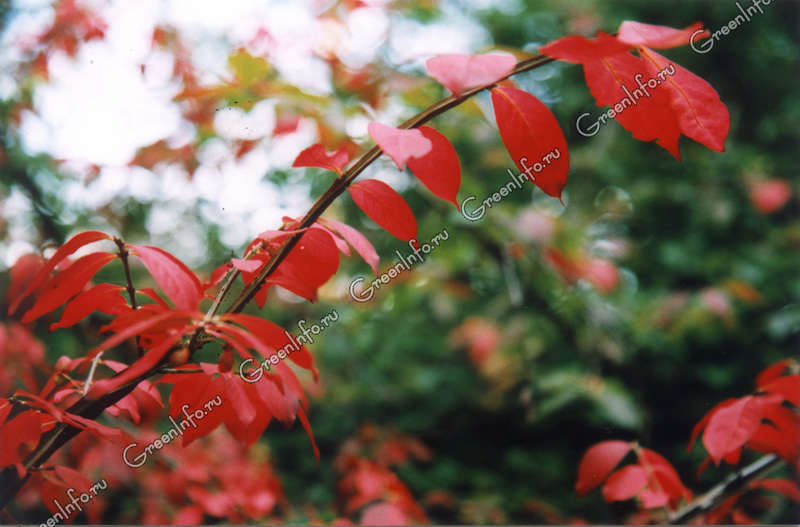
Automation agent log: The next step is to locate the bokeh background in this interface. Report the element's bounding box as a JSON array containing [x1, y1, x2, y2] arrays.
[[1, 0, 798, 523]]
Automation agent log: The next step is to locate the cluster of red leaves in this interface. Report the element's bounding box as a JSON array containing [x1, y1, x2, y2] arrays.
[[576, 359, 800, 523], [541, 21, 729, 159], [333, 425, 431, 525]]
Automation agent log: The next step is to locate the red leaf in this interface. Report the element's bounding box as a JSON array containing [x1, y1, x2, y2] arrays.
[[222, 313, 317, 377], [756, 359, 792, 388], [575, 440, 631, 496], [22, 252, 117, 323], [703, 396, 761, 464], [638, 46, 730, 152], [5, 253, 44, 310], [321, 218, 379, 276], [618, 21, 707, 49], [490, 85, 570, 198], [368, 123, 432, 171], [405, 126, 461, 208], [86, 309, 195, 360], [50, 283, 128, 330], [0, 410, 42, 467], [292, 143, 350, 175], [268, 227, 340, 301], [8, 230, 110, 315], [602, 465, 648, 502], [348, 179, 418, 242], [169, 374, 227, 446], [750, 478, 800, 503], [425, 52, 517, 95], [762, 375, 800, 407], [540, 31, 632, 63], [130, 245, 202, 310], [688, 398, 738, 452]]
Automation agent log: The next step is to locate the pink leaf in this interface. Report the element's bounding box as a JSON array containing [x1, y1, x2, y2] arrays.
[[321, 218, 379, 276], [618, 21, 707, 49], [426, 52, 517, 95], [367, 122, 432, 171]]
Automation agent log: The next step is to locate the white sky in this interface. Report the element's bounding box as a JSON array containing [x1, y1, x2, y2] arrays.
[[1, 0, 505, 268]]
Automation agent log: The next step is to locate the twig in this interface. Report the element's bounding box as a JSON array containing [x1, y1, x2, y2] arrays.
[[81, 352, 103, 396], [668, 454, 782, 524]]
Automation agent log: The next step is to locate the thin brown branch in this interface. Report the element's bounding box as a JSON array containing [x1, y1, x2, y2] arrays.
[[668, 454, 782, 524]]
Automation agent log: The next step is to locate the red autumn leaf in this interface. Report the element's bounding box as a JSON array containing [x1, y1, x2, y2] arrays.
[[618, 21, 707, 49], [0, 410, 42, 468], [405, 126, 461, 208], [321, 218, 379, 276], [22, 252, 117, 323], [639, 448, 691, 504], [8, 230, 110, 315], [348, 179, 418, 242], [425, 52, 517, 95], [87, 309, 195, 360], [490, 85, 570, 198], [602, 465, 648, 502], [174, 505, 205, 525], [292, 143, 350, 175], [688, 398, 738, 451], [367, 123, 432, 171], [267, 227, 340, 301], [168, 373, 227, 446], [50, 283, 128, 330], [5, 253, 44, 310], [762, 375, 800, 407], [702, 396, 761, 464], [575, 440, 631, 496], [222, 313, 317, 376], [540, 31, 632, 63], [222, 375, 271, 446], [130, 245, 203, 310], [749, 179, 792, 214], [756, 359, 792, 388], [638, 46, 730, 152], [750, 478, 800, 503]]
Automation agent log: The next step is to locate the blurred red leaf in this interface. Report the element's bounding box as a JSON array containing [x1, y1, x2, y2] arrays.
[[602, 465, 647, 502], [575, 440, 631, 496], [617, 21, 707, 49], [425, 52, 517, 96], [702, 396, 761, 464]]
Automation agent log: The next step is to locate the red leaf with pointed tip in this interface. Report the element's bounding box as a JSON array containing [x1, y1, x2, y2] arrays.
[[321, 218, 379, 276], [22, 252, 117, 323], [86, 309, 195, 361], [406, 126, 461, 208], [131, 245, 203, 310], [638, 46, 730, 152], [425, 52, 517, 95], [762, 375, 800, 407], [582, 52, 682, 159], [618, 21, 707, 49], [688, 398, 738, 452], [491, 86, 570, 198], [292, 143, 350, 175], [50, 283, 128, 330], [9, 230, 110, 315], [540, 31, 632, 63], [703, 396, 761, 464], [169, 374, 227, 446], [575, 440, 631, 496], [6, 253, 44, 310], [602, 465, 648, 502], [756, 359, 792, 388], [349, 179, 418, 242], [368, 123, 432, 171]]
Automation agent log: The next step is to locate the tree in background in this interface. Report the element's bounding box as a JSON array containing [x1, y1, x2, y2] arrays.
[[0, 0, 797, 524]]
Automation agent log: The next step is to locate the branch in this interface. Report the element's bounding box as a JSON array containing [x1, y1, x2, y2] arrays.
[[668, 454, 782, 524]]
